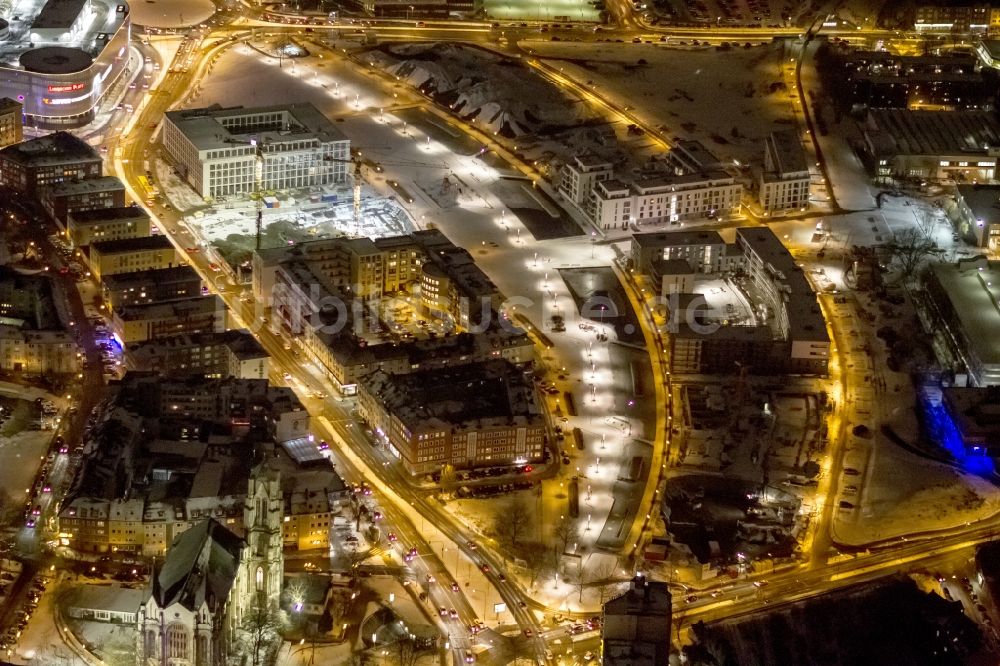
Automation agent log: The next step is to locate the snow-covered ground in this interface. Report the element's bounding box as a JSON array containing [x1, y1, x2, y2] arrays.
[[0, 383, 67, 507], [127, 0, 214, 28], [525, 40, 798, 167], [482, 0, 600, 22], [832, 441, 1000, 546]]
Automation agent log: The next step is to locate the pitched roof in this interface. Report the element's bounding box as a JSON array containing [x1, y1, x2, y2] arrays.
[[153, 518, 244, 613]]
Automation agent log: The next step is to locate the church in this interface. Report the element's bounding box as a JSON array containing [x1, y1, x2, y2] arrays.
[[137, 465, 284, 665]]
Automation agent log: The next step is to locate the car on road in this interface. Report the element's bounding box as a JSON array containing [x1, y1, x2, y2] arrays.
[[451, 582, 460, 592], [466, 541, 476, 550], [583, 652, 595, 662], [481, 564, 490, 573], [449, 608, 458, 619], [387, 532, 397, 542], [439, 606, 448, 617], [464, 651, 475, 663], [498, 573, 506, 582], [838, 500, 854, 510], [685, 594, 698, 603], [523, 628, 533, 637], [843, 468, 860, 476]]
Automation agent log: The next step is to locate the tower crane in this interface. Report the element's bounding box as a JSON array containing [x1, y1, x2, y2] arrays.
[[225, 137, 452, 248]]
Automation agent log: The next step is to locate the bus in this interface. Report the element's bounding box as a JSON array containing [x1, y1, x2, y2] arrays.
[[137, 175, 159, 198]]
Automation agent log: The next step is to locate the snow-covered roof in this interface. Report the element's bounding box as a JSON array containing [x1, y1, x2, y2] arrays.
[[153, 518, 244, 613]]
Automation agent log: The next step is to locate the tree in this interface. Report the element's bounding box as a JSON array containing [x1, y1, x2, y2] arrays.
[[882, 228, 944, 278], [591, 561, 620, 605], [492, 496, 532, 558], [521, 542, 555, 587], [913, 206, 939, 239], [386, 635, 431, 666], [240, 604, 286, 666], [439, 464, 457, 494], [552, 515, 579, 557]]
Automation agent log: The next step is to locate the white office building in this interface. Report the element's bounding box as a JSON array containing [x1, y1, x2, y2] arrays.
[[758, 130, 810, 215], [162, 103, 350, 199]]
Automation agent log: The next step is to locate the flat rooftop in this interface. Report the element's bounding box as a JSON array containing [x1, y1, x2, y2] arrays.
[[164, 103, 348, 153], [633, 230, 725, 248], [0, 131, 98, 166], [115, 295, 224, 322], [361, 359, 542, 432], [767, 129, 808, 175], [101, 265, 199, 289], [32, 0, 89, 30], [867, 109, 1000, 156], [44, 176, 124, 196], [0, 0, 128, 70], [929, 261, 1000, 368], [69, 205, 149, 225], [91, 234, 173, 255], [957, 184, 1000, 225]]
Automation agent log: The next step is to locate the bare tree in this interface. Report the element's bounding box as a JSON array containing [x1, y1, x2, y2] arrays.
[[913, 206, 939, 239], [493, 496, 533, 559], [240, 604, 285, 666], [439, 464, 457, 494], [591, 561, 621, 605], [882, 228, 944, 278], [521, 542, 555, 587], [552, 515, 579, 557], [386, 635, 433, 666]]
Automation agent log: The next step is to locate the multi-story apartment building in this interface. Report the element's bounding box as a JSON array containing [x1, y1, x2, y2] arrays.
[[564, 141, 742, 230], [0, 326, 80, 374], [88, 235, 178, 282], [559, 155, 613, 220], [111, 295, 228, 344], [758, 130, 810, 215], [0, 131, 101, 195], [64, 206, 151, 248], [632, 228, 829, 376], [591, 172, 742, 231], [914, 4, 996, 32], [256, 230, 500, 331], [602, 575, 672, 666], [358, 359, 546, 475], [124, 330, 269, 380], [162, 103, 350, 199], [631, 230, 728, 277], [59, 374, 326, 558], [100, 265, 204, 313], [0, 98, 22, 148], [40, 176, 126, 225], [308, 325, 534, 395]]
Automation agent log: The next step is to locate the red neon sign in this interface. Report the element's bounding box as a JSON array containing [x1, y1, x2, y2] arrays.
[[47, 83, 85, 93]]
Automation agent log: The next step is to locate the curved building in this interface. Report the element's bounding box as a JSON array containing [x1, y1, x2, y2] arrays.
[[0, 0, 131, 128]]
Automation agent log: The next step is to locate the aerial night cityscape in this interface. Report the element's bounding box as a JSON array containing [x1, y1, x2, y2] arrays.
[[4, 0, 1000, 664]]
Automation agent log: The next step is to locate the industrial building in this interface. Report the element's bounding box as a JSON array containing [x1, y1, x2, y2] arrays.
[[862, 109, 1000, 183], [923, 258, 1000, 387]]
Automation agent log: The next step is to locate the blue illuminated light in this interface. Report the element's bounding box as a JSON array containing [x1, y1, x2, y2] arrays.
[[921, 397, 995, 476]]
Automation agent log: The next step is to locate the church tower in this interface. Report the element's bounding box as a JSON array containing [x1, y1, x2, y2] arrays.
[[244, 464, 283, 609]]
